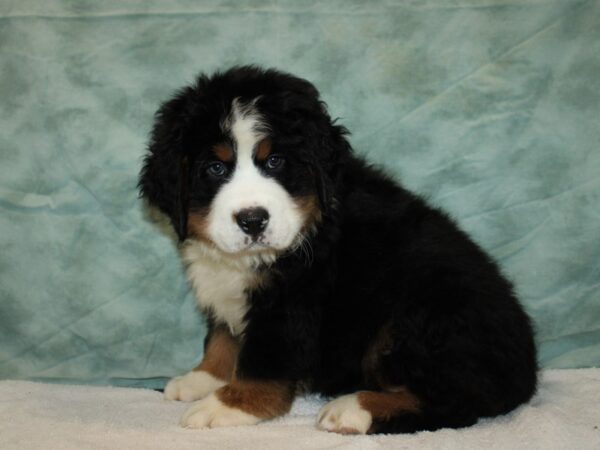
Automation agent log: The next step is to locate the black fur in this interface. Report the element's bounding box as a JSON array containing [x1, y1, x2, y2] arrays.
[[140, 66, 537, 433]]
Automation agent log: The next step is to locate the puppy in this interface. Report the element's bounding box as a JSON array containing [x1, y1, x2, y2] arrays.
[[139, 66, 537, 434]]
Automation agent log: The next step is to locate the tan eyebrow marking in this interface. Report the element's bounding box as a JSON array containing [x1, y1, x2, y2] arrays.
[[255, 138, 272, 161], [213, 143, 234, 162]]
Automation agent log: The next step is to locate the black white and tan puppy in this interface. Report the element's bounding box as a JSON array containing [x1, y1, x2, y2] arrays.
[[139, 66, 537, 434]]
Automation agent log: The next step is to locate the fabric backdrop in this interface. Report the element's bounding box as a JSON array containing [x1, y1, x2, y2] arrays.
[[1, 0, 599, 389]]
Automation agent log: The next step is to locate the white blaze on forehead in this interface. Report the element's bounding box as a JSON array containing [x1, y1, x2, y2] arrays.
[[228, 99, 265, 156], [204, 98, 304, 254]]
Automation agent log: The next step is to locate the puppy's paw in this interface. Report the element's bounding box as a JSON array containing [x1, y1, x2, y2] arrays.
[[180, 392, 261, 429], [317, 394, 372, 435], [164, 370, 226, 402]]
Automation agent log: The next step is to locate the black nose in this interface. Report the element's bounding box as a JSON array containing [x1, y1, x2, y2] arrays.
[[235, 207, 269, 237]]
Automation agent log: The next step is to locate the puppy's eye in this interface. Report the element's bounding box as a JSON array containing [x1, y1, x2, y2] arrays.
[[206, 161, 228, 178], [265, 154, 285, 171]]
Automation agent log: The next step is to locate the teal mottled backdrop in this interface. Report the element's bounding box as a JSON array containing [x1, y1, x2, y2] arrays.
[[1, 0, 599, 388]]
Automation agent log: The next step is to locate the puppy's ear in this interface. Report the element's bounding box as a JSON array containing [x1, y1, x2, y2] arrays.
[[312, 121, 350, 215], [139, 87, 195, 241], [263, 73, 351, 214], [173, 155, 190, 241]]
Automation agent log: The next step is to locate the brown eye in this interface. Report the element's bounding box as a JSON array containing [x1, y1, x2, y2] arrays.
[[206, 161, 227, 178], [265, 154, 285, 171]]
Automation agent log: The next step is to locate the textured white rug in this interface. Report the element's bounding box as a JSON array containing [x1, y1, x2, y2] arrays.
[[1, 369, 599, 450]]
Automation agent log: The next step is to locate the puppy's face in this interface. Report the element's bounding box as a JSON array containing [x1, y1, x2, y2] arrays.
[[140, 67, 340, 257], [188, 99, 318, 254]]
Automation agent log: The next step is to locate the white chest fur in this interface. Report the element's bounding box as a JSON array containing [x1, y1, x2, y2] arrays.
[[182, 241, 272, 335]]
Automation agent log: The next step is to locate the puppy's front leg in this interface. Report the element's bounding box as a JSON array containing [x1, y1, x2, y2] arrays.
[[180, 378, 295, 428], [164, 325, 238, 401], [179, 299, 306, 428]]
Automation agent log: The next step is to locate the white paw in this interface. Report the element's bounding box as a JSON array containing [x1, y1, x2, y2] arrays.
[[317, 394, 372, 435], [180, 392, 261, 429], [164, 371, 226, 402]]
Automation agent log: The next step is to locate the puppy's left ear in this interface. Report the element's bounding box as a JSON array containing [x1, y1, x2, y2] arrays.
[[311, 121, 351, 215], [139, 87, 196, 242], [271, 75, 351, 214]]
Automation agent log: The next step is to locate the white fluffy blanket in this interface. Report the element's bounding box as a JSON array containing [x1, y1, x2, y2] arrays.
[[1, 369, 599, 449]]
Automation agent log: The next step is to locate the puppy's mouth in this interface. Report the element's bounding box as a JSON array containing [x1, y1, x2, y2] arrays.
[[242, 235, 277, 252], [245, 241, 269, 251], [243, 234, 264, 245]]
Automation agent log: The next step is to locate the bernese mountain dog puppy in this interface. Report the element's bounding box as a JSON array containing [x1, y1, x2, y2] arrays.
[[139, 66, 537, 434]]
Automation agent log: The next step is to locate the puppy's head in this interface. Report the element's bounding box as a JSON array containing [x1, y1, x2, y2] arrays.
[[140, 66, 348, 256]]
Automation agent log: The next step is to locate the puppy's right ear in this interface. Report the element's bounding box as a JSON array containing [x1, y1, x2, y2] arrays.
[[139, 87, 195, 241]]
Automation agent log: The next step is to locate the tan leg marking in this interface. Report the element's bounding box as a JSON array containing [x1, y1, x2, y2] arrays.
[[217, 379, 295, 419], [180, 379, 294, 429], [164, 326, 239, 401], [357, 387, 421, 422], [194, 326, 240, 382]]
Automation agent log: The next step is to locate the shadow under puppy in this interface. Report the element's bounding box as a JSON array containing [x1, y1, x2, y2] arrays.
[[139, 66, 537, 434]]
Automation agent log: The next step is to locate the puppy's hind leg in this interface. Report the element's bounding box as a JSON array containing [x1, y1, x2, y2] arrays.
[[317, 388, 423, 435]]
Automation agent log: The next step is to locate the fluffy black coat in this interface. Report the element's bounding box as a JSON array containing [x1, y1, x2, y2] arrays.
[[140, 66, 538, 433]]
